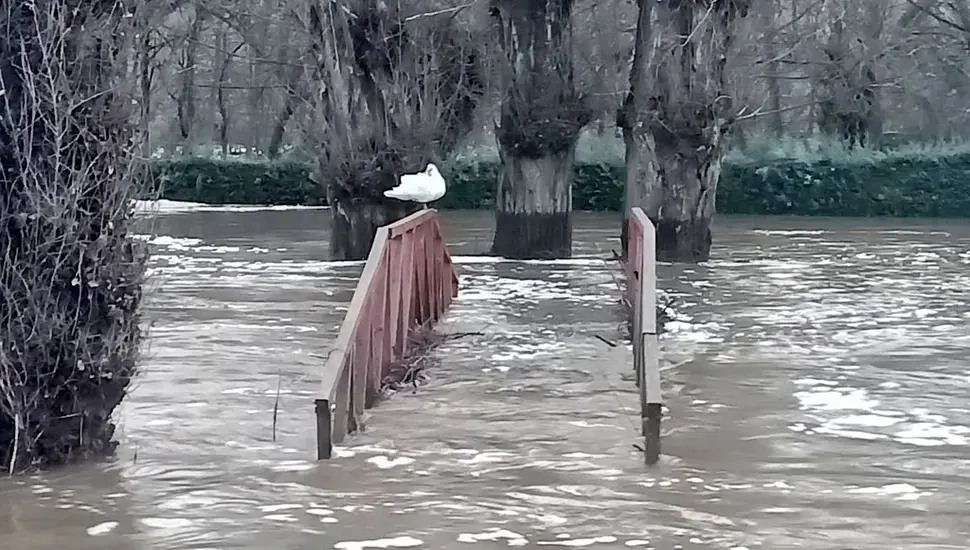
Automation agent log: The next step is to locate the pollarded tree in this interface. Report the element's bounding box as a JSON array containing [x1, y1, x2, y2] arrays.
[[305, 0, 484, 260], [619, 0, 749, 262], [489, 0, 590, 260], [0, 0, 147, 472]]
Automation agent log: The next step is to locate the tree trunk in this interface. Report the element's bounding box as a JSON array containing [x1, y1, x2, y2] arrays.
[[623, 134, 717, 261], [306, 0, 482, 261], [176, 7, 203, 143], [267, 61, 303, 159], [136, 30, 154, 146], [492, 144, 574, 259], [0, 0, 145, 472], [762, 0, 784, 139], [329, 198, 420, 261], [619, 0, 748, 263], [489, 1, 588, 260]]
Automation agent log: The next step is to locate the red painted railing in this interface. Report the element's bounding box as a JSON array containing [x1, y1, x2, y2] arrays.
[[315, 209, 459, 459], [626, 207, 662, 464]]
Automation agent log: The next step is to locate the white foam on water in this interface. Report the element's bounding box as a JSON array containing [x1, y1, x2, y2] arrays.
[[794, 388, 877, 411], [752, 229, 825, 236], [830, 414, 903, 428], [158, 493, 221, 510], [536, 536, 618, 546], [259, 503, 303, 513], [894, 422, 970, 446], [334, 536, 424, 549], [134, 199, 328, 214], [847, 482, 933, 501], [457, 529, 528, 544], [86, 521, 118, 536], [459, 451, 515, 464], [271, 460, 316, 472], [367, 455, 416, 469], [813, 426, 887, 440], [140, 517, 195, 529], [137, 235, 204, 250]]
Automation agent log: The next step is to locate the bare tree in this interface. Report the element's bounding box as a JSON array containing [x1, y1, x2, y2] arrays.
[[812, 1, 889, 148], [489, 1, 589, 259], [619, 0, 750, 262], [0, 0, 147, 472], [174, 4, 205, 144], [304, 0, 483, 260]]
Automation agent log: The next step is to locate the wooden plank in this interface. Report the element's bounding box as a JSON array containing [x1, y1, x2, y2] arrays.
[[368, 261, 387, 405], [640, 212, 661, 405], [387, 237, 403, 361], [399, 230, 416, 343], [630, 207, 662, 465], [429, 232, 440, 321], [387, 209, 435, 237], [351, 329, 367, 429], [419, 230, 431, 322], [318, 227, 388, 403], [316, 210, 462, 460], [332, 344, 352, 445]]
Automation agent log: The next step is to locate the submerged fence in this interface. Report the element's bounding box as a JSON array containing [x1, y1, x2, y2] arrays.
[[315, 210, 459, 459], [626, 207, 662, 464]]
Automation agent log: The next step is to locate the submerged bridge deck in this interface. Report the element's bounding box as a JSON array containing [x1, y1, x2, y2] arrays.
[[317, 209, 660, 461]]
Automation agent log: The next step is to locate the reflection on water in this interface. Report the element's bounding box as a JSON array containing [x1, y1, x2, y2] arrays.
[[2, 207, 969, 549]]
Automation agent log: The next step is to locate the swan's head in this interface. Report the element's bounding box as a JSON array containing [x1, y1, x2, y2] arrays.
[[425, 163, 439, 176]]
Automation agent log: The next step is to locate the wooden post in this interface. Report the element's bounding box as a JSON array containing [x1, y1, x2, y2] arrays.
[[315, 399, 332, 459], [635, 208, 662, 465]]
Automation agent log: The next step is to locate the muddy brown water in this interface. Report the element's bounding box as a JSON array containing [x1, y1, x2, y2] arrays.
[[1, 206, 969, 549]]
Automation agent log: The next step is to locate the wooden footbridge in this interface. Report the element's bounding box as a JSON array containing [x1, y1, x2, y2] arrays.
[[315, 208, 661, 463]]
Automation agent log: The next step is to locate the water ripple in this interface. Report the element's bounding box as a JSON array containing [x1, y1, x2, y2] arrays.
[[1, 212, 968, 549]]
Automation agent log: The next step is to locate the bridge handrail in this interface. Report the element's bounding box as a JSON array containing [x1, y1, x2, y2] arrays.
[[626, 207, 662, 464], [315, 209, 459, 459]]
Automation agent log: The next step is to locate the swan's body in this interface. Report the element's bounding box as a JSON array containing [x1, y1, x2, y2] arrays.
[[384, 163, 446, 208]]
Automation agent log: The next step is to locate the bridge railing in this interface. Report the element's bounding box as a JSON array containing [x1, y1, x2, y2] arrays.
[[315, 209, 459, 459], [626, 207, 662, 464]]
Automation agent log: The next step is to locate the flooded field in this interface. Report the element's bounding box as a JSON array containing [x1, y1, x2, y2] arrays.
[[1, 206, 968, 549]]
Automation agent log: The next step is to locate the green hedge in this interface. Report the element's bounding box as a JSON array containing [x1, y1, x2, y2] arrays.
[[145, 158, 324, 205], [147, 153, 970, 217]]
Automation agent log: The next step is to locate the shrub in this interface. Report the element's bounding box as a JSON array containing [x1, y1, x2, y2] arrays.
[[1, 1, 146, 472], [147, 158, 320, 205], [146, 134, 970, 218]]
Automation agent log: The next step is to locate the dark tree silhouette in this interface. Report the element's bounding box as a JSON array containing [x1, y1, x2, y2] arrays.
[[0, 0, 147, 472], [306, 0, 484, 260]]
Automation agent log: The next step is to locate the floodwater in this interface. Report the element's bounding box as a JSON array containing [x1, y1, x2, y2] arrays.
[[2, 204, 969, 550]]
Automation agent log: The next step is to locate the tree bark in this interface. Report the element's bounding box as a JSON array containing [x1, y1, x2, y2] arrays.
[[328, 199, 420, 261], [762, 0, 784, 138], [489, 1, 588, 260], [619, 0, 748, 263], [136, 30, 154, 146], [267, 55, 304, 159], [492, 145, 575, 259], [0, 0, 145, 472], [175, 7, 203, 143]]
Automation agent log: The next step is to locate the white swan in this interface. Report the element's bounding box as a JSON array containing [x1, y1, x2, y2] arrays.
[[384, 163, 446, 209]]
